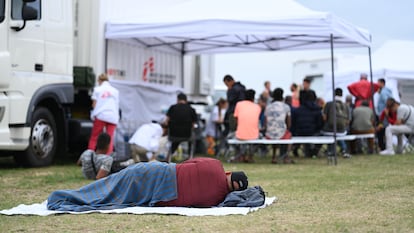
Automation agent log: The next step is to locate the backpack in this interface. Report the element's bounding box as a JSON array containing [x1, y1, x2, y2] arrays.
[[327, 101, 348, 131], [218, 186, 266, 207]]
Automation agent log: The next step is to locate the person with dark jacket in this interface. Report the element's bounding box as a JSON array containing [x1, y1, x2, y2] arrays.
[[223, 75, 246, 134], [291, 91, 323, 157]]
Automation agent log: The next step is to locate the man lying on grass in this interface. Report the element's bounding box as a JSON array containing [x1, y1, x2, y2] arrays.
[[47, 158, 248, 211]]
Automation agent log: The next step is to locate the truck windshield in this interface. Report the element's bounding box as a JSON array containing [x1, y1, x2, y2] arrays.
[[0, 0, 5, 23]]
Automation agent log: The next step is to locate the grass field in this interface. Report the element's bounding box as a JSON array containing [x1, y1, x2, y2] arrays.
[[0, 153, 413, 233]]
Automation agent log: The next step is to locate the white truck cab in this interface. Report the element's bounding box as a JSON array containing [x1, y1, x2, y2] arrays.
[[0, 0, 215, 166], [0, 0, 74, 166]]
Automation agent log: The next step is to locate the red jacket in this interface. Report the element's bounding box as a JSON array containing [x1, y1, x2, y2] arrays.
[[347, 80, 379, 108], [379, 110, 397, 125], [159, 158, 230, 207]]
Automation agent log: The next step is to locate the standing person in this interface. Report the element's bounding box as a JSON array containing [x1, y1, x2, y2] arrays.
[[261, 81, 272, 104], [164, 93, 197, 162], [265, 88, 294, 164], [129, 121, 167, 162], [299, 78, 317, 105], [205, 98, 227, 156], [350, 101, 376, 154], [345, 95, 355, 117], [78, 133, 128, 180], [380, 99, 414, 155], [322, 88, 351, 158], [223, 75, 246, 135], [88, 73, 119, 154], [375, 79, 393, 150], [376, 78, 393, 116], [233, 89, 261, 162], [347, 73, 379, 109], [290, 83, 300, 108]]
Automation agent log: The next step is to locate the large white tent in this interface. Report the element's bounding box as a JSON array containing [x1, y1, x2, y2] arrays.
[[105, 0, 371, 54], [105, 0, 372, 163], [323, 40, 414, 105]]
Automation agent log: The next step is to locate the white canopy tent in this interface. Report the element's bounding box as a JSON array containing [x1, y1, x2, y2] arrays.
[[323, 40, 414, 105], [105, 0, 371, 54], [104, 0, 372, 164]]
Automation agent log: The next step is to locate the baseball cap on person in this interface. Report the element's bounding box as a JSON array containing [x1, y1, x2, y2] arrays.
[[231, 171, 248, 191]]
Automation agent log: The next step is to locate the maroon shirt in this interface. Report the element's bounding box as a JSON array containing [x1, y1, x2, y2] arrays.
[[159, 158, 229, 207]]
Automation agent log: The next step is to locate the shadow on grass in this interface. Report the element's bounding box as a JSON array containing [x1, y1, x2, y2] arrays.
[[0, 152, 79, 169]]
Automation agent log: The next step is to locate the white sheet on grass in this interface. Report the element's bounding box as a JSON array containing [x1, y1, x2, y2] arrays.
[[0, 197, 276, 216]]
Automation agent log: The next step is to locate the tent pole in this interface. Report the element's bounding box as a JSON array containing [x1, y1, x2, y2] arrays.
[[181, 43, 185, 89], [104, 38, 108, 74], [368, 47, 376, 116], [330, 34, 337, 165]]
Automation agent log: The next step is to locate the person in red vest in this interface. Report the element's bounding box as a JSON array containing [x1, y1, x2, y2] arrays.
[[347, 73, 380, 109]]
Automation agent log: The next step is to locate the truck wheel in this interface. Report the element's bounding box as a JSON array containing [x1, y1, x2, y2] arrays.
[[15, 107, 58, 167]]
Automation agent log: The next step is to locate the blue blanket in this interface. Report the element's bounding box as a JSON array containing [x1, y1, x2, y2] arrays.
[[47, 162, 177, 211]]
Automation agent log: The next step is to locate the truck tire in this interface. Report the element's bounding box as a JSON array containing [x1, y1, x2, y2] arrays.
[[14, 107, 58, 167]]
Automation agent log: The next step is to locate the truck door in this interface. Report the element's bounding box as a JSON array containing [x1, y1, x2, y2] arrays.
[[9, 0, 44, 75], [0, 0, 10, 87]]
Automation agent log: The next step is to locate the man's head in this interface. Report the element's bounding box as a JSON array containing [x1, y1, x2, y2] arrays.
[[345, 95, 353, 104], [387, 97, 399, 112], [360, 73, 368, 80], [230, 171, 248, 191], [335, 88, 343, 97], [177, 93, 187, 103], [290, 83, 298, 92], [303, 78, 311, 90], [223, 75, 235, 89], [285, 95, 292, 105], [378, 78, 386, 88], [96, 132, 111, 153], [299, 89, 316, 104], [98, 73, 109, 85], [272, 88, 284, 101], [244, 89, 256, 102], [361, 100, 369, 107], [264, 81, 271, 90]]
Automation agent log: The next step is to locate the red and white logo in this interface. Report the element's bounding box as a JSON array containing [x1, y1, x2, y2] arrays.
[[142, 57, 155, 81]]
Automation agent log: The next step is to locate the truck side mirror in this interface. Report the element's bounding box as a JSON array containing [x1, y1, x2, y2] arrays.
[[11, 5, 38, 32], [22, 5, 38, 20]]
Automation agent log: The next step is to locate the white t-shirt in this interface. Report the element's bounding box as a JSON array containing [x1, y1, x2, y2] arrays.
[[129, 123, 163, 152], [91, 81, 119, 124], [205, 106, 226, 137], [397, 104, 414, 129]]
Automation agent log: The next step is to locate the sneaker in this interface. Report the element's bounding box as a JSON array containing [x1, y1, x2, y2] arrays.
[[342, 153, 352, 158], [380, 149, 395, 155], [119, 159, 135, 167]]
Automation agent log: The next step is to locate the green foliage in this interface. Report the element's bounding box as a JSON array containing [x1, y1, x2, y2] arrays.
[[0, 155, 413, 233]]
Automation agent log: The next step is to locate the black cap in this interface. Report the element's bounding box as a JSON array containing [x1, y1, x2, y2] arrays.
[[231, 171, 248, 191]]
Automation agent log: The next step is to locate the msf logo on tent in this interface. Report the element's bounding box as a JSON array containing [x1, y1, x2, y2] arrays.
[[142, 57, 155, 82]]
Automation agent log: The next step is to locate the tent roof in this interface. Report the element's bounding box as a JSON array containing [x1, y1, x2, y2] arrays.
[[105, 0, 371, 54]]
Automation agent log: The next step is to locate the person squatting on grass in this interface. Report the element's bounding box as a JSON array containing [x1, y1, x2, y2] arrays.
[[48, 158, 248, 210]]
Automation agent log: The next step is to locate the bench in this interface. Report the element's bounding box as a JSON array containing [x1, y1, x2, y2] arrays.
[[227, 134, 375, 145], [226, 134, 375, 165]]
